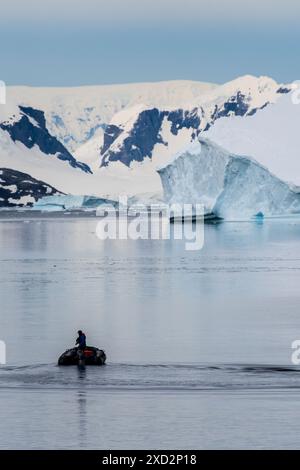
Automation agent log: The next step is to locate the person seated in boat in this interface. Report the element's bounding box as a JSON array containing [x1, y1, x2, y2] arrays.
[[76, 330, 86, 351]]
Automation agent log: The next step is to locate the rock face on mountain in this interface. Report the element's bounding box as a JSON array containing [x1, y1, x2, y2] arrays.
[[0, 106, 91, 173], [100, 107, 202, 167], [0, 168, 61, 207]]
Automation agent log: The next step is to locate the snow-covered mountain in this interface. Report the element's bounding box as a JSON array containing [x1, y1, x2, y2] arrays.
[[0, 79, 219, 204], [8, 80, 217, 153], [97, 75, 290, 169], [0, 119, 159, 200], [0, 99, 164, 201], [0, 75, 298, 211], [158, 138, 300, 220]]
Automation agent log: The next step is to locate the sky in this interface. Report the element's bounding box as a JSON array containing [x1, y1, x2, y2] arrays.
[[0, 0, 299, 86]]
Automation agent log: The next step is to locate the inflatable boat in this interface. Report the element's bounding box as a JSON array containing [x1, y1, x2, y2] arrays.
[[58, 346, 106, 366]]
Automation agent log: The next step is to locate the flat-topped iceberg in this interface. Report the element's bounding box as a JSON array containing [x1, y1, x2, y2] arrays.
[[33, 194, 117, 211], [157, 138, 300, 220]]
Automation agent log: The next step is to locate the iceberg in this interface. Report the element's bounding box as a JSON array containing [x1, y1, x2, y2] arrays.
[[157, 139, 228, 211], [33, 194, 117, 212], [213, 156, 300, 220], [157, 138, 300, 220]]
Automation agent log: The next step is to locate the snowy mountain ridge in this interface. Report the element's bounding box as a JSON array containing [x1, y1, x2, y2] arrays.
[[0, 74, 297, 209], [7, 80, 217, 153], [97, 75, 290, 169]]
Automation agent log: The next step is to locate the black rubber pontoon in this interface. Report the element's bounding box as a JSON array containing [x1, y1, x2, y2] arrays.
[[58, 346, 106, 366]]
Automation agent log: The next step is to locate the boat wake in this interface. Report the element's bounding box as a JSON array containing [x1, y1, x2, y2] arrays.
[[0, 362, 299, 392]]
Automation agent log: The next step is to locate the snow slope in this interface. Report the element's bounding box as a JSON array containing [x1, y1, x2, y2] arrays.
[[74, 128, 104, 171], [0, 134, 161, 199], [0, 103, 91, 173], [0, 101, 159, 200], [205, 93, 300, 186], [0, 121, 162, 200], [100, 105, 204, 168]]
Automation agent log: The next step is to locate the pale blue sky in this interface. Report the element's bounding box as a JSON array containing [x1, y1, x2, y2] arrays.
[[1, 0, 299, 86]]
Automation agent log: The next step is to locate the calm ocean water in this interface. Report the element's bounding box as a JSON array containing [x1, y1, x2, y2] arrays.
[[1, 215, 300, 448]]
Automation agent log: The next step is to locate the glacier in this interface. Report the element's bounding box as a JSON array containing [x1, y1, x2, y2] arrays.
[[158, 138, 300, 220]]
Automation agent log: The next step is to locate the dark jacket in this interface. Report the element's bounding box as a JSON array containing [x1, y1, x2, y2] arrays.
[[76, 333, 86, 349]]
